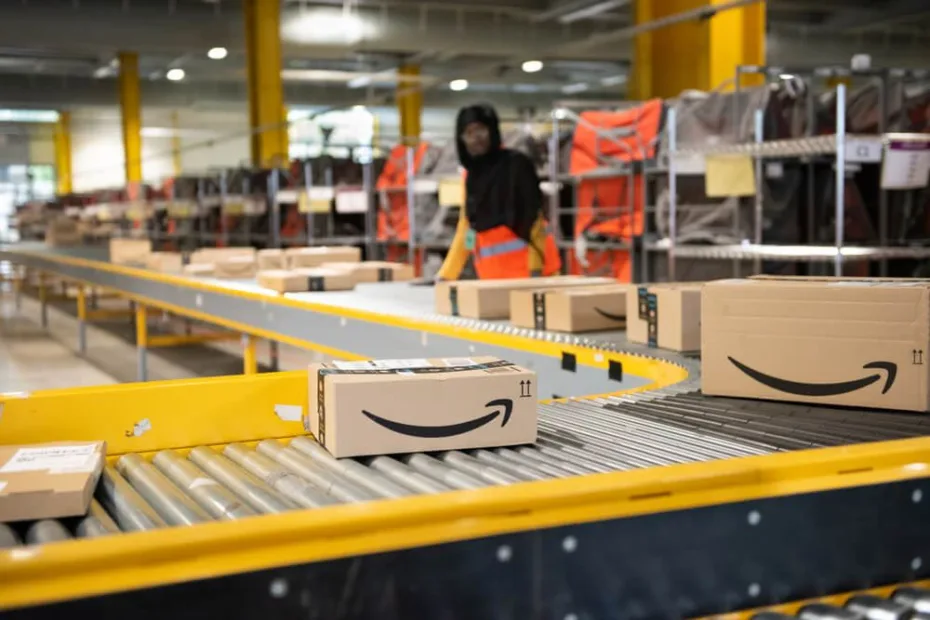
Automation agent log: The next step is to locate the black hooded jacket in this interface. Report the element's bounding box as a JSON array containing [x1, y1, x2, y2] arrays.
[[455, 104, 543, 242]]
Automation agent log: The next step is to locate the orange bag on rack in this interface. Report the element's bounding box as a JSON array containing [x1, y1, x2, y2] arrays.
[[568, 99, 663, 282], [376, 143, 431, 243]]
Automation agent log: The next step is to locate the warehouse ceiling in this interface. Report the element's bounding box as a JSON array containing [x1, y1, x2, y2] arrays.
[[0, 0, 929, 111]]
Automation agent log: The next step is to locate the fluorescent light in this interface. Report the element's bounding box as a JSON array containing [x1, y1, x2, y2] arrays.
[[282, 9, 369, 45], [207, 47, 228, 60], [347, 75, 371, 89], [521, 60, 544, 73], [449, 79, 469, 91], [600, 75, 627, 86], [166, 68, 186, 81], [561, 82, 589, 94], [558, 0, 629, 24], [0, 109, 59, 123]]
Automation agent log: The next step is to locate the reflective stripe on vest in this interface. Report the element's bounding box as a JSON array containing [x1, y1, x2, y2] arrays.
[[477, 238, 527, 259]]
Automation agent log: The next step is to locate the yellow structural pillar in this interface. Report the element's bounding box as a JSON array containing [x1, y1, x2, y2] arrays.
[[397, 64, 422, 146], [53, 111, 72, 195], [118, 51, 143, 184], [244, 0, 287, 168], [633, 0, 766, 99]]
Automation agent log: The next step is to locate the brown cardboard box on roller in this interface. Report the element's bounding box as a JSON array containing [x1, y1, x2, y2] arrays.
[[0, 441, 106, 522], [214, 256, 257, 279], [183, 263, 215, 277], [257, 249, 286, 271], [436, 276, 616, 320], [286, 246, 361, 269], [257, 268, 355, 293], [145, 252, 184, 274], [626, 283, 703, 352], [109, 238, 151, 265], [189, 247, 255, 265], [321, 261, 415, 284], [307, 357, 537, 458], [510, 284, 628, 332], [702, 278, 930, 412]]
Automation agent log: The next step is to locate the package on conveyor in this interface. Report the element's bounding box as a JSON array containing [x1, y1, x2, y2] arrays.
[[435, 276, 616, 320], [626, 283, 703, 352], [510, 284, 628, 332], [702, 277, 930, 412], [257, 249, 286, 271], [0, 441, 106, 522], [183, 263, 215, 277], [188, 247, 256, 265], [285, 246, 361, 269], [257, 268, 355, 293], [307, 356, 537, 458], [45, 217, 83, 248], [109, 237, 152, 266], [320, 260, 414, 284], [145, 251, 184, 274], [214, 255, 257, 279]]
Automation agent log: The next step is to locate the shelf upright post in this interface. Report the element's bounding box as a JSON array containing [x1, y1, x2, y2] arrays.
[[362, 158, 376, 260], [405, 145, 417, 266], [876, 71, 889, 276], [243, 174, 252, 247], [667, 107, 678, 281], [196, 177, 205, 250], [548, 111, 560, 240], [76, 285, 87, 355], [269, 170, 281, 249], [303, 160, 314, 247], [834, 83, 847, 277], [135, 303, 148, 382], [753, 109, 764, 274], [219, 170, 228, 248]]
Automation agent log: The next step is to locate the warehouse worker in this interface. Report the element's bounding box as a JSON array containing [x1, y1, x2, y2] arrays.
[[436, 103, 561, 280]]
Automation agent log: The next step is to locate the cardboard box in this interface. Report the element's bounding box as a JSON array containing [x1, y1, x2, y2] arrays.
[[307, 356, 537, 458], [214, 256, 257, 279], [257, 249, 286, 271], [110, 238, 152, 265], [510, 284, 628, 332], [0, 441, 106, 522], [436, 276, 616, 320], [626, 283, 703, 352], [183, 263, 215, 277], [189, 247, 255, 265], [286, 246, 362, 269], [702, 278, 930, 412], [145, 252, 184, 273], [257, 268, 355, 293], [321, 261, 415, 284]]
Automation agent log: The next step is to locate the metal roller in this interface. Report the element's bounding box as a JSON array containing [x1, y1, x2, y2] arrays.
[[404, 454, 487, 490], [846, 595, 912, 620], [223, 444, 337, 509], [290, 437, 414, 498], [438, 451, 525, 485], [0, 523, 22, 548], [116, 454, 211, 526], [798, 603, 863, 620], [75, 499, 120, 538], [514, 446, 603, 476], [368, 456, 451, 494], [188, 447, 295, 514], [96, 465, 167, 532], [892, 588, 930, 615], [25, 520, 71, 545], [494, 447, 578, 478], [152, 450, 257, 520], [256, 440, 375, 503], [472, 449, 552, 481]]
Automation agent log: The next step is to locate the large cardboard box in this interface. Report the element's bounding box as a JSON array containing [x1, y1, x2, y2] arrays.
[[109, 238, 152, 265], [0, 441, 106, 522], [183, 263, 214, 277], [307, 357, 537, 458], [45, 219, 83, 247], [626, 283, 703, 351], [321, 261, 415, 284], [702, 278, 930, 412], [286, 246, 362, 269], [436, 276, 616, 320], [214, 256, 257, 279], [510, 284, 628, 332], [145, 252, 184, 273], [257, 249, 286, 271], [189, 247, 255, 265], [257, 268, 355, 293]]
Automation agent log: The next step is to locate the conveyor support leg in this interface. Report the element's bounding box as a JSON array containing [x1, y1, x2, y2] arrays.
[[135, 303, 148, 382], [38, 272, 48, 329], [269, 341, 279, 372], [76, 286, 87, 355], [13, 269, 22, 313], [243, 335, 258, 375]]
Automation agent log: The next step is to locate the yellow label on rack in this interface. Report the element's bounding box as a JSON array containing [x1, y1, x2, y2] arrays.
[[167, 202, 195, 217], [223, 201, 245, 216], [705, 155, 756, 197], [297, 191, 331, 214], [438, 178, 465, 207]]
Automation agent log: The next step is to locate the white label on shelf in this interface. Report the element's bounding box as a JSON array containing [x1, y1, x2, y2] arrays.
[[846, 137, 884, 163], [0, 445, 99, 474], [276, 190, 299, 203], [412, 179, 439, 193], [334, 191, 368, 214], [670, 152, 706, 175], [765, 161, 784, 179], [307, 187, 335, 201], [881, 138, 930, 189]]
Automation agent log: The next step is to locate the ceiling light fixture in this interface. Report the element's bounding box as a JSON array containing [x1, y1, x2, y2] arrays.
[[207, 47, 228, 60], [166, 68, 186, 81], [521, 60, 544, 73], [449, 79, 469, 91]]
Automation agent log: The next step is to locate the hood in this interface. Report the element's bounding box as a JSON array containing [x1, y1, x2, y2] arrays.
[[455, 103, 503, 170]]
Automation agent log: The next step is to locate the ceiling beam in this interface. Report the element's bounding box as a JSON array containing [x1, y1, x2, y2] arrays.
[[821, 0, 930, 31]]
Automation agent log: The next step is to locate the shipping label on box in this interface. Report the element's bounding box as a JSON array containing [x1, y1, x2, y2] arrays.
[[0, 441, 106, 522], [626, 283, 703, 352], [307, 357, 537, 458], [701, 278, 930, 412], [436, 276, 616, 320], [510, 284, 628, 332]]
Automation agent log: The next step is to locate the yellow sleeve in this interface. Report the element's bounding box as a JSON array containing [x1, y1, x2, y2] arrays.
[[437, 208, 470, 280], [527, 214, 546, 276]]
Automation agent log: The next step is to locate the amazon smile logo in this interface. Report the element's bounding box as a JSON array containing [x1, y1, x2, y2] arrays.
[[361, 399, 514, 438], [593, 307, 624, 321], [728, 357, 897, 397]]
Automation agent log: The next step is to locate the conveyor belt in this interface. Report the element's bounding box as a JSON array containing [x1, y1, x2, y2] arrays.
[[5, 386, 927, 546]]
